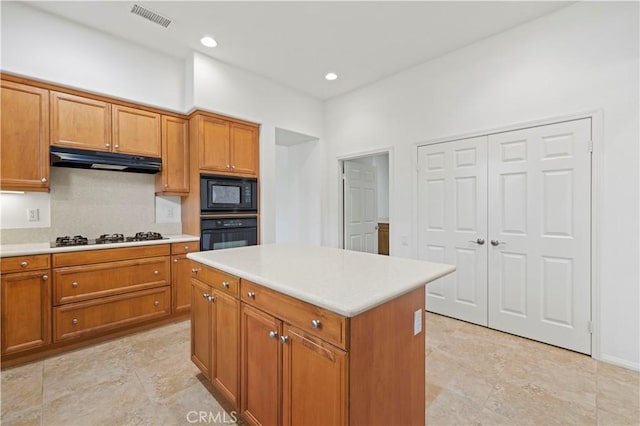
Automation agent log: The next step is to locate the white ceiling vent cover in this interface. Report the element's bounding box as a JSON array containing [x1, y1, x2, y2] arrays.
[[130, 4, 172, 28]]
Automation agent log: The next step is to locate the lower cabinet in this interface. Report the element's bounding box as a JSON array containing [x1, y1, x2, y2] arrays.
[[191, 276, 240, 408], [171, 242, 199, 313], [1, 269, 51, 354]]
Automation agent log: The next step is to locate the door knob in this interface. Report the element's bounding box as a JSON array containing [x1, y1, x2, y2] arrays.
[[490, 240, 506, 246], [469, 238, 485, 245]]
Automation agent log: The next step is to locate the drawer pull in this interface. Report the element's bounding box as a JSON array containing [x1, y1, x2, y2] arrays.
[[222, 281, 230, 289], [280, 335, 289, 344], [72, 318, 78, 325], [20, 261, 28, 268], [191, 268, 201, 274], [173, 259, 178, 263], [72, 281, 78, 288], [42, 274, 49, 281], [153, 300, 160, 306], [184, 245, 189, 250], [153, 270, 159, 275], [247, 291, 256, 299], [311, 319, 321, 329], [269, 330, 278, 339]]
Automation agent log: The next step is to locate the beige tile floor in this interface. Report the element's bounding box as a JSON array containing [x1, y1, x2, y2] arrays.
[[1, 314, 639, 425]]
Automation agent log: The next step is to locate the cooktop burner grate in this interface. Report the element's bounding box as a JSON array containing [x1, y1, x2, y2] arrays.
[[52, 232, 164, 247]]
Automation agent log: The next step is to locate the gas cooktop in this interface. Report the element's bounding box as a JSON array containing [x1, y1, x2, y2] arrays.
[[52, 232, 166, 248]]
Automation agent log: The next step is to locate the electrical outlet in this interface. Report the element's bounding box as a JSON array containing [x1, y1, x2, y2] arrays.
[[401, 235, 408, 246], [27, 208, 40, 222]]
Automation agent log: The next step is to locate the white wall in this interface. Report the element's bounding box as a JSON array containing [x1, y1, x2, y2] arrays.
[[324, 2, 639, 369], [1, 2, 184, 111]]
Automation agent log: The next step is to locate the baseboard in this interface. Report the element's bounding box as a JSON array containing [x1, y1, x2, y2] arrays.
[[599, 353, 640, 372]]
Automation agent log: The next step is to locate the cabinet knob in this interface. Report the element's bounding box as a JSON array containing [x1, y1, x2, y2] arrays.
[[280, 335, 289, 344], [153, 300, 160, 306], [173, 259, 178, 263], [222, 281, 230, 289], [231, 165, 236, 169], [247, 291, 256, 299], [207, 295, 215, 303], [184, 246, 189, 250], [202, 293, 210, 300], [41, 177, 47, 183], [20, 261, 28, 268], [72, 318, 78, 325], [226, 164, 231, 169], [42, 274, 49, 281], [72, 281, 78, 288], [191, 268, 200, 273], [105, 143, 110, 148], [269, 330, 278, 339], [153, 270, 159, 275], [164, 184, 169, 188], [311, 319, 321, 329], [114, 144, 119, 149]]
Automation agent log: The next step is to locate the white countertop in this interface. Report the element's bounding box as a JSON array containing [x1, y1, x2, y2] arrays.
[[188, 243, 455, 317], [0, 234, 199, 257]]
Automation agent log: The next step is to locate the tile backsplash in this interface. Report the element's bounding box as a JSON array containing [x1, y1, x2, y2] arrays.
[[0, 168, 182, 244]]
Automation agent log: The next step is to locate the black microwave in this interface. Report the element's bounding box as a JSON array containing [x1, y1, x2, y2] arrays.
[[200, 175, 258, 213]]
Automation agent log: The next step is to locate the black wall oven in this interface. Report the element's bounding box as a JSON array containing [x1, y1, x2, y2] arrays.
[[201, 174, 257, 213], [200, 217, 258, 251]]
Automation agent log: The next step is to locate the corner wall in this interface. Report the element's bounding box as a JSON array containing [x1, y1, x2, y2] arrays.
[[323, 2, 639, 369]]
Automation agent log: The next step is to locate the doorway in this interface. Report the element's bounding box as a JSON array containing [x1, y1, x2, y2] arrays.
[[340, 152, 390, 255]]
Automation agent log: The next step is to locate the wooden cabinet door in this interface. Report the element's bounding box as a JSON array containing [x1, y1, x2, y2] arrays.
[[0, 80, 50, 191], [282, 325, 347, 426], [241, 304, 281, 426], [172, 255, 191, 313], [1, 270, 51, 355], [50, 91, 111, 151], [112, 105, 161, 157], [199, 116, 230, 173], [191, 279, 212, 379], [212, 290, 240, 409], [156, 116, 189, 195], [230, 122, 258, 176]]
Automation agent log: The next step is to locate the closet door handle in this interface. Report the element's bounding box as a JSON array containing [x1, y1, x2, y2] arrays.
[[469, 238, 485, 245], [490, 240, 506, 246]]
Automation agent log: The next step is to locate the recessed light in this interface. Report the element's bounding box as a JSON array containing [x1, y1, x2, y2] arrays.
[[200, 36, 217, 48], [325, 72, 338, 81]]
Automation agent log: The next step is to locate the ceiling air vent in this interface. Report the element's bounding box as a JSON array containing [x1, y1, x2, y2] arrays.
[[130, 4, 172, 28]]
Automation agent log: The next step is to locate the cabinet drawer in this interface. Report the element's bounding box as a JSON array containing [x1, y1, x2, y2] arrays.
[[53, 244, 170, 267], [241, 280, 348, 349], [192, 263, 239, 298], [171, 242, 199, 255], [53, 286, 170, 342], [1, 254, 50, 273], [53, 256, 170, 305]]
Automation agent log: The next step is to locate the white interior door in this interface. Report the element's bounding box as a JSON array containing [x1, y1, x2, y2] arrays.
[[418, 136, 488, 326], [488, 118, 591, 354], [344, 161, 378, 253]]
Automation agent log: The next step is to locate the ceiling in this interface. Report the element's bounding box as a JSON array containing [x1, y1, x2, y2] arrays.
[[25, 1, 571, 100]]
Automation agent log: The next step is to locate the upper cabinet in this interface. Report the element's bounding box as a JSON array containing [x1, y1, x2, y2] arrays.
[[0, 80, 50, 191], [112, 105, 161, 157], [194, 114, 259, 177], [50, 91, 111, 152], [155, 116, 189, 195], [51, 91, 161, 157]]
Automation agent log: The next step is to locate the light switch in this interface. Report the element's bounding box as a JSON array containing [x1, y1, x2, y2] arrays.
[[27, 208, 40, 222], [414, 309, 422, 335]]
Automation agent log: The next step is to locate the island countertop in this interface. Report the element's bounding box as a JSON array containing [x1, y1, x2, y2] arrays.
[[187, 243, 455, 317]]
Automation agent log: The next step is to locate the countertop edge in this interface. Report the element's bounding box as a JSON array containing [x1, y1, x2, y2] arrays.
[[0, 235, 200, 257], [187, 251, 455, 317]]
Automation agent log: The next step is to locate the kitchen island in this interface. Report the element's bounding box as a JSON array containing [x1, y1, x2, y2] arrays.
[[188, 243, 455, 426]]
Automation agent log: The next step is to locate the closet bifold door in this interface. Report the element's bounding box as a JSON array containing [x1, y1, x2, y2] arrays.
[[418, 136, 489, 326], [487, 118, 592, 355]]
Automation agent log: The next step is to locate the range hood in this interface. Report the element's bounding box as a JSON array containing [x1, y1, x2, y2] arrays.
[[50, 146, 162, 174]]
